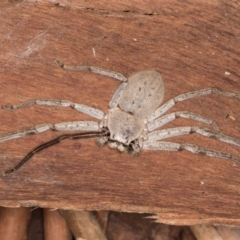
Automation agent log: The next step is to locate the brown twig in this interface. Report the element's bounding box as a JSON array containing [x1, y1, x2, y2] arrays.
[[44, 209, 72, 240], [190, 225, 240, 240], [60, 210, 107, 240], [0, 207, 31, 240]]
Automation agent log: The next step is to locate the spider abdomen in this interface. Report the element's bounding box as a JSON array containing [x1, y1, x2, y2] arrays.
[[118, 70, 164, 119]]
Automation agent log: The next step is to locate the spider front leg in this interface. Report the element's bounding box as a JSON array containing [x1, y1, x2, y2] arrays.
[[0, 121, 99, 143], [54, 59, 128, 82], [54, 59, 129, 109], [142, 141, 240, 163], [147, 111, 220, 132], [147, 88, 240, 122]]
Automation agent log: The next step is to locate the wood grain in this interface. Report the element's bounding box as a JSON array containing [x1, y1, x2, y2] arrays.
[[0, 1, 240, 226]]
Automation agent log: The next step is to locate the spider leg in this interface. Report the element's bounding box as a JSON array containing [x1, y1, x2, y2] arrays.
[[146, 111, 220, 132], [2, 99, 104, 120], [109, 82, 128, 108], [54, 59, 128, 82], [54, 59, 129, 109], [142, 141, 240, 162], [147, 126, 240, 147], [4, 130, 108, 175], [0, 121, 99, 143], [147, 88, 240, 122]]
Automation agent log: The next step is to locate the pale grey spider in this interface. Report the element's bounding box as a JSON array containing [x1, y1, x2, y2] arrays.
[[1, 60, 240, 174]]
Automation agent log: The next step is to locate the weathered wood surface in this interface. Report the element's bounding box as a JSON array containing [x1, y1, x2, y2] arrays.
[[0, 0, 240, 226]]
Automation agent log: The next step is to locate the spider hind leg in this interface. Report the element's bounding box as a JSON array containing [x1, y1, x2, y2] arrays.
[[143, 140, 240, 163]]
